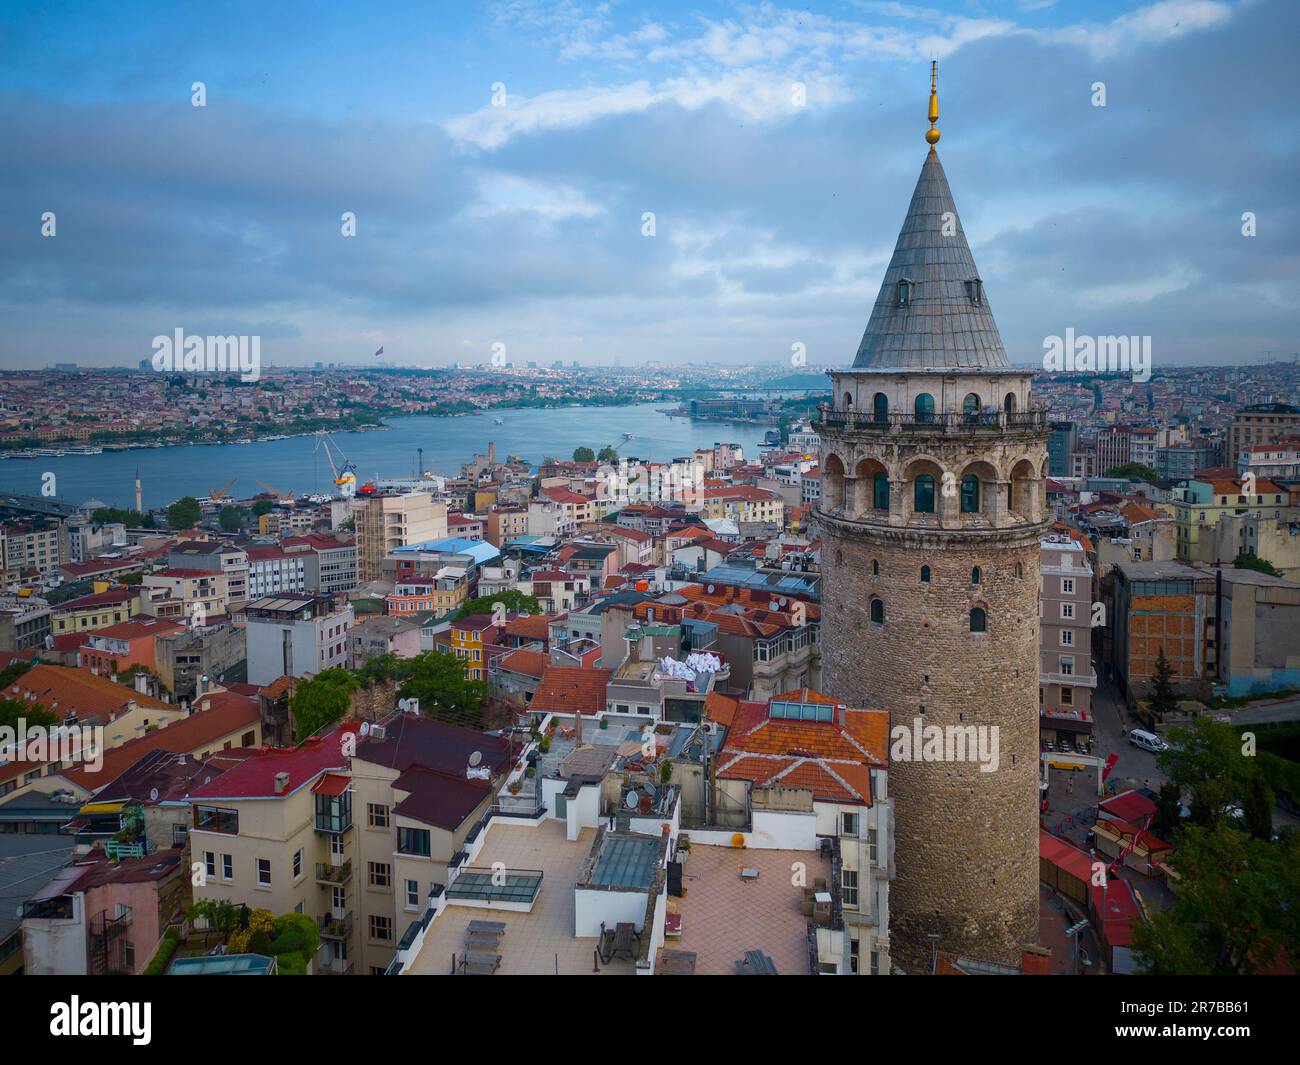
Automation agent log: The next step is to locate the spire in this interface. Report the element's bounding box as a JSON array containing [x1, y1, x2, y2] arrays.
[[849, 66, 1009, 372], [926, 60, 940, 150]]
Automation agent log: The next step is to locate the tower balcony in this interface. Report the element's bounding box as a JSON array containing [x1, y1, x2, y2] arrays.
[[815, 406, 1050, 437]]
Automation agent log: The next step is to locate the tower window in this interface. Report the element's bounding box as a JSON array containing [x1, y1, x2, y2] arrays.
[[872, 392, 888, 424], [914, 474, 936, 514], [965, 278, 983, 305], [920, 565, 931, 584], [873, 473, 890, 510], [871, 559, 880, 576], [960, 475, 980, 513], [971, 566, 982, 585], [1004, 392, 1017, 415], [914, 393, 935, 424], [896, 278, 913, 307], [970, 607, 987, 633], [870, 597, 885, 624], [962, 393, 980, 422]]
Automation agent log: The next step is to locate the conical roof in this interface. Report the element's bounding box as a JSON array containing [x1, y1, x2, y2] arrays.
[[851, 149, 1009, 371]]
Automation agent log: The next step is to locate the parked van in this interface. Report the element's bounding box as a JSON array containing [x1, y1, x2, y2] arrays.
[[1129, 729, 1166, 753]]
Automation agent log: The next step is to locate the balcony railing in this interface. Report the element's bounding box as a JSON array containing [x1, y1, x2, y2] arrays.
[[89, 907, 133, 937], [815, 408, 1050, 434], [1040, 671, 1098, 688], [315, 861, 353, 886], [319, 912, 354, 940]]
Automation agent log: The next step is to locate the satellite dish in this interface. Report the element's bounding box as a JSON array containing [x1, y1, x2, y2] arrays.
[[149, 788, 159, 802], [469, 751, 482, 767], [359, 721, 371, 736], [203, 776, 211, 785], [624, 792, 639, 810]]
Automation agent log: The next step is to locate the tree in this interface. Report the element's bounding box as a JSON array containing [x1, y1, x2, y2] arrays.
[[250, 499, 274, 516], [218, 505, 248, 532], [399, 651, 486, 728], [186, 898, 244, 941], [1234, 552, 1282, 578], [1243, 771, 1275, 841], [1160, 717, 1257, 829], [0, 657, 37, 691], [1132, 825, 1300, 974], [596, 445, 618, 463], [1147, 646, 1179, 720], [92, 506, 154, 528], [1153, 779, 1182, 841], [452, 590, 541, 621], [572, 446, 595, 462], [290, 668, 358, 741], [167, 496, 202, 530], [0, 698, 56, 731], [1103, 462, 1159, 483]]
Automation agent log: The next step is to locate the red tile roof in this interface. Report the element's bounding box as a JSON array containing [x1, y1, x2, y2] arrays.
[[530, 665, 612, 714], [188, 729, 357, 801]]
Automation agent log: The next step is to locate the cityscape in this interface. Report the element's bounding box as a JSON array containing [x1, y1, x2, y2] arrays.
[[0, 0, 1294, 1036]]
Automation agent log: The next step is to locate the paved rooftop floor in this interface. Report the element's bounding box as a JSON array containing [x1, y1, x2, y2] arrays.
[[406, 819, 636, 976], [665, 844, 828, 975]]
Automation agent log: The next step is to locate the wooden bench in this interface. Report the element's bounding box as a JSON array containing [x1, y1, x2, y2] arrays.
[[657, 949, 697, 975], [458, 950, 502, 974]]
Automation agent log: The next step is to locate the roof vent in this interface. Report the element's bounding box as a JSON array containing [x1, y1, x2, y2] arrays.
[[273, 771, 290, 794]]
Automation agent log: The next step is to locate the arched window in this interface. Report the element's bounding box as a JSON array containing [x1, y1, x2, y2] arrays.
[[873, 473, 890, 510], [970, 607, 987, 633], [1015, 562, 1024, 579], [872, 392, 888, 424], [1004, 392, 1017, 415], [870, 597, 885, 624], [962, 393, 980, 422], [914, 474, 936, 513], [914, 393, 935, 424], [960, 474, 980, 513], [920, 565, 931, 584], [971, 566, 982, 585], [844, 392, 854, 409], [871, 559, 879, 576]]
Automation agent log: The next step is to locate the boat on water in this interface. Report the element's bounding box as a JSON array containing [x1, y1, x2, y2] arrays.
[[62, 446, 104, 455], [622, 432, 634, 440], [493, 418, 505, 425]]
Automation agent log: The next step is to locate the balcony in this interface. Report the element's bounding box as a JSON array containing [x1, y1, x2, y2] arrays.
[[315, 861, 353, 886], [1040, 671, 1098, 689], [319, 912, 354, 940], [318, 957, 354, 975], [89, 907, 133, 937], [816, 407, 1050, 435]]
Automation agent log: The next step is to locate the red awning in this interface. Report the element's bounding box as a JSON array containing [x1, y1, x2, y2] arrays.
[[311, 773, 350, 797]]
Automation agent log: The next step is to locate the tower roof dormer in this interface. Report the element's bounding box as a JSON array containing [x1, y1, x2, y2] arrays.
[[851, 63, 1009, 373]]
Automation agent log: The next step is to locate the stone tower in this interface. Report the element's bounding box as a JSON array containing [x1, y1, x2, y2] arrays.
[[815, 65, 1048, 972]]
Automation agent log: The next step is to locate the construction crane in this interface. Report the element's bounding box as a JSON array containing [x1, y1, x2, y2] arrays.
[[255, 479, 293, 502], [313, 431, 358, 498], [209, 478, 237, 501]]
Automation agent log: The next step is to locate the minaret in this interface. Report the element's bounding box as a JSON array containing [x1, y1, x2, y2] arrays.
[[134, 467, 143, 514], [815, 64, 1048, 971]]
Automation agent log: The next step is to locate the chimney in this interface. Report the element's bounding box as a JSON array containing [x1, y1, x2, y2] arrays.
[[274, 771, 290, 794]]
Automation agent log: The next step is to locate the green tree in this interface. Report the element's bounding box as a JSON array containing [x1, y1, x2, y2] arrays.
[[218, 505, 248, 533], [1160, 717, 1257, 829], [399, 651, 486, 728], [1233, 553, 1282, 578], [0, 657, 37, 690], [0, 698, 56, 730], [91, 506, 154, 528], [572, 446, 595, 462], [290, 668, 358, 741], [1103, 462, 1159, 482], [251, 499, 274, 516], [452, 589, 542, 621], [167, 496, 202, 530], [596, 445, 618, 463], [1133, 825, 1300, 974], [1147, 646, 1179, 720], [1243, 771, 1275, 840], [1153, 779, 1182, 841], [186, 898, 244, 941]]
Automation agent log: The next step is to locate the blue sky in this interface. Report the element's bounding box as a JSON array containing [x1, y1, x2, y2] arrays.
[[1, 0, 1296, 370]]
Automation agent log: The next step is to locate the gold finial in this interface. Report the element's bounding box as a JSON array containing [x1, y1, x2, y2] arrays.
[[926, 60, 940, 149]]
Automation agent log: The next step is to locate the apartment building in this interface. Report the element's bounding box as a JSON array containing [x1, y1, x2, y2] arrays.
[[141, 569, 230, 624], [1172, 474, 1287, 561], [79, 616, 186, 678], [485, 506, 528, 548], [2, 519, 66, 579], [245, 545, 308, 599], [168, 542, 250, 605], [1227, 402, 1300, 460], [187, 733, 357, 975], [351, 492, 448, 583], [282, 534, 358, 595], [0, 594, 52, 652], [349, 714, 513, 975], [1039, 535, 1097, 749], [244, 594, 353, 686]]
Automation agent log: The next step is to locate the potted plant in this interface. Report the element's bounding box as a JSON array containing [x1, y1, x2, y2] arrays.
[[508, 779, 522, 795]]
